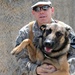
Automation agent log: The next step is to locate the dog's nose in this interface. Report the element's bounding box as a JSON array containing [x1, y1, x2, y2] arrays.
[[44, 39, 54, 48]]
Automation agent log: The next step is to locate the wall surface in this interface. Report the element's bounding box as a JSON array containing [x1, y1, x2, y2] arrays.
[[0, 0, 75, 75]]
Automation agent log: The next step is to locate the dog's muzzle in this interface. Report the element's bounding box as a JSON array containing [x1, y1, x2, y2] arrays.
[[44, 39, 55, 48], [42, 39, 55, 53]]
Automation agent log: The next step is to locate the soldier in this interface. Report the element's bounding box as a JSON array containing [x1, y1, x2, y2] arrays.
[[13, 0, 75, 75]]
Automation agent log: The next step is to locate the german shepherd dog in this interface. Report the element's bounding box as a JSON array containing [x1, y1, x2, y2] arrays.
[[11, 21, 71, 75]]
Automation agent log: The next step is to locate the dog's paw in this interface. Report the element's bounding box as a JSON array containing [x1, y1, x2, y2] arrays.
[[11, 47, 20, 55], [11, 49, 17, 55]]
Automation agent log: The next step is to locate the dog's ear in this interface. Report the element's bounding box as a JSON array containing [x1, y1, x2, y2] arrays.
[[66, 27, 71, 31], [40, 25, 46, 32], [40, 25, 47, 38], [65, 27, 71, 37]]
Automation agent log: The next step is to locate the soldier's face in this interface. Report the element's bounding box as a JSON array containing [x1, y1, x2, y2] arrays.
[[32, 5, 54, 26]]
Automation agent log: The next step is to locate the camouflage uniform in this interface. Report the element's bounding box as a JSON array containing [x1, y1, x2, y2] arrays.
[[14, 19, 75, 75]]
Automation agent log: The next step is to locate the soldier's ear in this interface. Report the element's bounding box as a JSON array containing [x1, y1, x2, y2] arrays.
[[51, 7, 54, 14], [40, 25, 46, 32]]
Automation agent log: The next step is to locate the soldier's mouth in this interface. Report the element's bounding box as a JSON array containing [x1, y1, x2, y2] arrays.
[[40, 16, 46, 18]]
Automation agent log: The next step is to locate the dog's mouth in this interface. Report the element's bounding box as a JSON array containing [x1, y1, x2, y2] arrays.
[[44, 47, 53, 53], [43, 39, 54, 53]]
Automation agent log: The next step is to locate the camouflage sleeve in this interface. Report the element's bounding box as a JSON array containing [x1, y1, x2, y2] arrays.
[[64, 24, 75, 57], [15, 25, 29, 46], [67, 26, 75, 75], [69, 28, 75, 49], [15, 24, 38, 75]]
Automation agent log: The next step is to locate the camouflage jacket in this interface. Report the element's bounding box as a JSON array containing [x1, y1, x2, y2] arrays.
[[15, 19, 75, 75]]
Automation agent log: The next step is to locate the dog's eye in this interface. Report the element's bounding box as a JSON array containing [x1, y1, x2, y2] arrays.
[[56, 31, 63, 37], [46, 29, 52, 36]]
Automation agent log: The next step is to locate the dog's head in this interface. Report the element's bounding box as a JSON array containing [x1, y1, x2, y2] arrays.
[[39, 22, 71, 57]]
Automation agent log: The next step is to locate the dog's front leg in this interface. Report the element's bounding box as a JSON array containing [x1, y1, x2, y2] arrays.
[[26, 44, 37, 62]]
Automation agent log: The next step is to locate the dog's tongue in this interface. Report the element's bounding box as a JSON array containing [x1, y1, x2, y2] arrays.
[[45, 47, 52, 52]]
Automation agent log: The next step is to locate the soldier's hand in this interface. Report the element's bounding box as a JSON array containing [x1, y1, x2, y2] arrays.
[[36, 64, 56, 75]]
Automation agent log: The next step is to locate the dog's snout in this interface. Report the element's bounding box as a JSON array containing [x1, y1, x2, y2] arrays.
[[44, 39, 54, 48]]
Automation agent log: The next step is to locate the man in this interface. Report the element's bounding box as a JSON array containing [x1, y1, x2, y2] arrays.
[[14, 0, 75, 75]]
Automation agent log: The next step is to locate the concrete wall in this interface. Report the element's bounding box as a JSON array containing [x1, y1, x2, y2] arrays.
[[0, 0, 75, 75]]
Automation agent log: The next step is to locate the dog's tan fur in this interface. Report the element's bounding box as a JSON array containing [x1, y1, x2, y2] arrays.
[[11, 21, 71, 75]]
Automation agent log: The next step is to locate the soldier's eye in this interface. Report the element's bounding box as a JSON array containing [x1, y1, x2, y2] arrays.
[[46, 29, 52, 36], [56, 31, 63, 37]]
